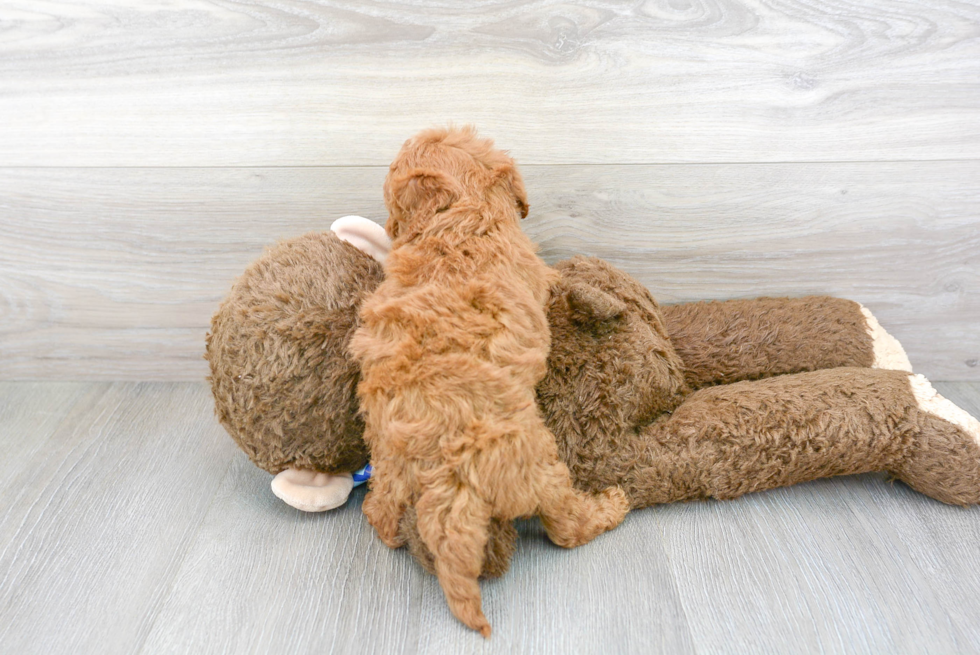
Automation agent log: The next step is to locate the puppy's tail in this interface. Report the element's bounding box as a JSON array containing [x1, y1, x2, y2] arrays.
[[415, 482, 493, 638]]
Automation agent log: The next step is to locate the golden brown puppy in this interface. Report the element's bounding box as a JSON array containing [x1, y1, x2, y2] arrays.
[[349, 126, 629, 637]]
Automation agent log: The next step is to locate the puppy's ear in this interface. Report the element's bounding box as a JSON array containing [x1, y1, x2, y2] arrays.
[[491, 163, 529, 219], [385, 168, 461, 239]]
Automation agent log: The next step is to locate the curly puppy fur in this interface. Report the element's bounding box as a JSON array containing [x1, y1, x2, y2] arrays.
[[349, 127, 629, 637]]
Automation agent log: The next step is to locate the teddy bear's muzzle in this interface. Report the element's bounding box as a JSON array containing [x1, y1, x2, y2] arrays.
[[270, 468, 355, 512]]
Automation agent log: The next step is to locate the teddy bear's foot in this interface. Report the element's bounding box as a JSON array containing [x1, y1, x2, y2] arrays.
[[270, 468, 355, 512], [859, 305, 913, 372], [893, 375, 980, 506]]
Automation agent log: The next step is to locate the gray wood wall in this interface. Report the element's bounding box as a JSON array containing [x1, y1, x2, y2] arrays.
[[1, 0, 978, 380]]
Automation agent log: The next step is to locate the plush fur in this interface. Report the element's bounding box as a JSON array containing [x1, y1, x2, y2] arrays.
[[207, 232, 383, 475], [206, 224, 980, 587], [400, 257, 980, 577], [662, 296, 874, 389], [205, 148, 980, 615], [348, 127, 628, 636]]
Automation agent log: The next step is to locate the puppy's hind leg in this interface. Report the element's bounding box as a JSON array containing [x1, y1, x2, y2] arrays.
[[416, 481, 493, 638], [362, 455, 413, 548], [534, 457, 630, 549]]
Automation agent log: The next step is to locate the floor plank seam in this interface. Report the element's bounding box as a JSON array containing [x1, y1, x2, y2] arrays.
[[0, 384, 114, 568], [654, 517, 701, 655], [130, 451, 237, 655]]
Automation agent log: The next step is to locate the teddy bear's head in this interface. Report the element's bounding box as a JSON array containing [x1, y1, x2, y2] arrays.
[[206, 230, 385, 476], [537, 256, 690, 493]]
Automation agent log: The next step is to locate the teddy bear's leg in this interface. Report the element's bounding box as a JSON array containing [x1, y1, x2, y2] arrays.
[[892, 375, 980, 505], [857, 304, 913, 372], [660, 296, 911, 390], [620, 368, 979, 507]]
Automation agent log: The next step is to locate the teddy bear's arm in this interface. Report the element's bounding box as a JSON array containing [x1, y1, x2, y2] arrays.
[[660, 296, 911, 390]]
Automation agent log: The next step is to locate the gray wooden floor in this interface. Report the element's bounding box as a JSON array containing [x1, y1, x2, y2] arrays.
[[1, 381, 979, 655]]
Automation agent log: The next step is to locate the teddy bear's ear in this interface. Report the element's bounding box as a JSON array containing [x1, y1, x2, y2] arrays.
[[385, 168, 462, 239], [330, 215, 391, 263], [567, 283, 628, 325], [490, 163, 529, 219]]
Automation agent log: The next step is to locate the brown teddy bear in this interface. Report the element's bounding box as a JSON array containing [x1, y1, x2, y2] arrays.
[[206, 216, 980, 579]]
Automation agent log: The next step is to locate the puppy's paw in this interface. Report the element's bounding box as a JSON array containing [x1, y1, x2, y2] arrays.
[[600, 486, 631, 526], [362, 492, 407, 548], [544, 486, 630, 549], [377, 529, 406, 549], [370, 518, 406, 548]]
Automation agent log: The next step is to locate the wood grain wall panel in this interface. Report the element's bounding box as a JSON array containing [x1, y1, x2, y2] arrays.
[[0, 0, 978, 166], [2, 163, 976, 380]]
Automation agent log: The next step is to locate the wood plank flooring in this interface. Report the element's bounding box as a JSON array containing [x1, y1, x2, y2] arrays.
[[1, 381, 978, 654]]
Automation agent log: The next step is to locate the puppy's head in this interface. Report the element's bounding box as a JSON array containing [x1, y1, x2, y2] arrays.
[[383, 125, 528, 240]]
